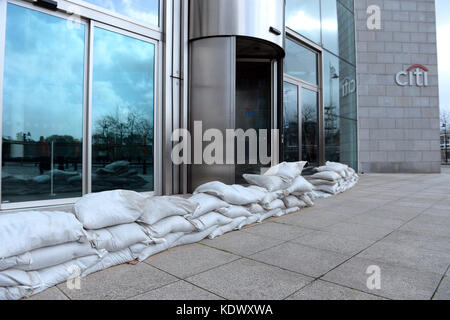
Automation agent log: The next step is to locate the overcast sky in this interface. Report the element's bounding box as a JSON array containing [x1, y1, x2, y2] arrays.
[[436, 0, 450, 114]]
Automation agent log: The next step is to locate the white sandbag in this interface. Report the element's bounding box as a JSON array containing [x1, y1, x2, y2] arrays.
[[311, 190, 333, 199], [309, 171, 341, 182], [0, 286, 32, 301], [292, 193, 314, 207], [283, 196, 307, 209], [37, 255, 101, 291], [246, 203, 265, 214], [188, 193, 230, 218], [171, 226, 218, 247], [131, 233, 184, 262], [74, 190, 147, 229], [282, 207, 301, 216], [264, 161, 307, 181], [314, 184, 339, 195], [243, 174, 288, 192], [0, 269, 41, 288], [194, 182, 265, 205], [284, 176, 314, 195], [307, 178, 338, 186], [237, 215, 259, 229], [263, 199, 286, 211], [258, 209, 282, 222], [217, 205, 253, 219], [188, 212, 232, 231], [0, 211, 86, 259], [82, 249, 135, 277], [208, 217, 247, 239], [260, 190, 284, 206], [139, 196, 198, 225], [87, 223, 151, 252], [2, 242, 106, 272], [145, 216, 196, 238]]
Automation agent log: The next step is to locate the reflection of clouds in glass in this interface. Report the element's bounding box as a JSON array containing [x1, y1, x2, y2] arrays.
[[83, 0, 159, 26], [92, 27, 155, 133], [286, 11, 320, 32], [2, 4, 85, 141]]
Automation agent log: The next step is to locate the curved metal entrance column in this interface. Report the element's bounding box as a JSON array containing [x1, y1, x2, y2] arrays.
[[189, 0, 285, 191]]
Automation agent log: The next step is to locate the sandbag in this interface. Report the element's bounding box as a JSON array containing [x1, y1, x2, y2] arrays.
[[0, 211, 86, 259], [263, 199, 286, 211], [258, 209, 282, 222], [246, 203, 265, 214], [264, 161, 307, 181], [217, 205, 253, 219], [283, 196, 307, 209], [82, 249, 135, 277], [171, 226, 218, 247], [194, 182, 265, 205], [188, 212, 232, 231], [139, 196, 198, 225], [307, 178, 338, 186], [238, 215, 259, 229], [260, 190, 284, 206], [208, 217, 247, 239], [243, 174, 288, 192], [145, 216, 196, 238], [0, 286, 32, 301], [87, 223, 151, 252], [292, 193, 314, 207], [284, 176, 314, 195], [131, 233, 184, 262], [74, 190, 147, 229], [188, 193, 230, 218], [314, 184, 339, 195], [282, 207, 301, 216], [309, 171, 341, 182], [1, 242, 106, 272]]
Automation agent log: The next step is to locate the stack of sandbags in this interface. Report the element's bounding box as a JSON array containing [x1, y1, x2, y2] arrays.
[[243, 161, 315, 217], [306, 162, 359, 197], [0, 211, 101, 300]]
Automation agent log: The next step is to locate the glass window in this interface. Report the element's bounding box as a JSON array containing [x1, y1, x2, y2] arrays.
[[283, 82, 300, 162], [82, 0, 159, 26], [338, 0, 354, 12], [325, 115, 357, 170], [91, 27, 155, 193], [336, 2, 356, 64], [301, 88, 320, 166], [323, 52, 357, 120], [284, 39, 318, 85], [321, 0, 339, 55], [285, 0, 321, 44], [2, 4, 85, 203]]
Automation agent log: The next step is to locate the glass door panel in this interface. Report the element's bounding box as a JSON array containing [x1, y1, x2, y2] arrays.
[[282, 81, 300, 162], [91, 26, 155, 193], [1, 3, 85, 203], [301, 88, 320, 166]]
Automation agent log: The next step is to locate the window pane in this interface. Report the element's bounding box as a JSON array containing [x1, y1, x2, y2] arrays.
[[321, 0, 339, 55], [283, 82, 299, 162], [82, 0, 159, 26], [339, 0, 354, 12], [2, 4, 85, 203], [286, 0, 321, 44], [92, 27, 155, 193], [325, 115, 358, 170], [323, 52, 357, 120], [302, 88, 319, 166], [337, 2, 356, 64], [284, 39, 318, 85]]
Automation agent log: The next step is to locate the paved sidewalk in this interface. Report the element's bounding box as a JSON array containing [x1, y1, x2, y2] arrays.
[[29, 171, 450, 300]]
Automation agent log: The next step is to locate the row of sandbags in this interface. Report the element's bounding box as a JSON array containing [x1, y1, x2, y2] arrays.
[[0, 161, 358, 300]]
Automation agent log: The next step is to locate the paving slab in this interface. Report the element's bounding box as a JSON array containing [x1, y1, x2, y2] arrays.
[[145, 243, 239, 279], [58, 262, 177, 300], [243, 222, 314, 241], [291, 230, 374, 255], [432, 277, 450, 300], [186, 258, 313, 300], [322, 222, 394, 241], [200, 230, 284, 257], [322, 257, 442, 300], [382, 230, 450, 254], [130, 280, 222, 300], [25, 287, 68, 300], [250, 242, 349, 278], [272, 211, 345, 229], [286, 280, 385, 300], [399, 219, 450, 238]]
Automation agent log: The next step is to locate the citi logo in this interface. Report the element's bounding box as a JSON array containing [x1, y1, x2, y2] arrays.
[[395, 64, 429, 87]]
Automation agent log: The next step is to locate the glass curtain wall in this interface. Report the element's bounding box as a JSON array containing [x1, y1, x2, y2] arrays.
[[0, 1, 159, 206], [285, 0, 357, 170]]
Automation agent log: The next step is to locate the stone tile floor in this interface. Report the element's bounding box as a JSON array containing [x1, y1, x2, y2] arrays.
[[29, 170, 450, 300]]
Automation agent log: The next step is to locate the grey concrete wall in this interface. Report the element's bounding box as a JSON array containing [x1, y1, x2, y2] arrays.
[[355, 0, 441, 173]]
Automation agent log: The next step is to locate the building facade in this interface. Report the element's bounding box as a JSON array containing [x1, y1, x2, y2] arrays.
[[0, 0, 440, 212]]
